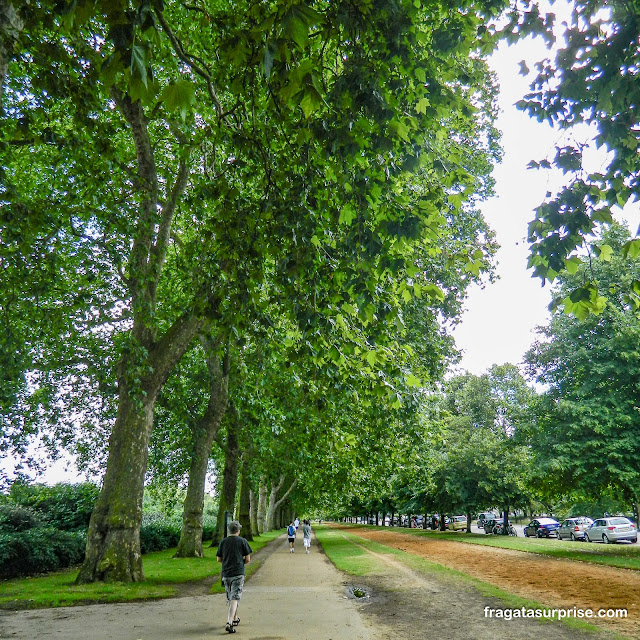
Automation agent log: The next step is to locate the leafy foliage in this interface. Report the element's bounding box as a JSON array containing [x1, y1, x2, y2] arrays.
[[8, 482, 99, 531], [524, 225, 640, 503], [505, 1, 640, 310], [0, 527, 86, 579]]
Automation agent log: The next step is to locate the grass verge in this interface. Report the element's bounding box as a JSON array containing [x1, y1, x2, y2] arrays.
[[0, 530, 283, 609], [315, 526, 625, 638], [345, 524, 640, 571]]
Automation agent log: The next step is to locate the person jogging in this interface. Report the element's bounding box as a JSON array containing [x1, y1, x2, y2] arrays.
[[217, 520, 252, 634]]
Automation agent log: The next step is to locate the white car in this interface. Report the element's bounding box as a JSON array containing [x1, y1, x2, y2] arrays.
[[585, 517, 637, 544]]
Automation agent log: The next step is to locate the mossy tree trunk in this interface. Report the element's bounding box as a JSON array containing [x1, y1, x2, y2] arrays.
[[174, 336, 229, 558], [75, 86, 198, 584], [238, 456, 253, 541], [211, 410, 240, 546], [249, 489, 259, 536], [76, 316, 201, 583]]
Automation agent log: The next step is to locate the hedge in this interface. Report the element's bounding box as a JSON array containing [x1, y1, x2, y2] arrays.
[[0, 512, 218, 578], [0, 528, 86, 579], [9, 482, 99, 531]]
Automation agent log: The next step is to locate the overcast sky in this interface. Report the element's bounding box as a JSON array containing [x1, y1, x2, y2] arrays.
[[451, 35, 557, 376]]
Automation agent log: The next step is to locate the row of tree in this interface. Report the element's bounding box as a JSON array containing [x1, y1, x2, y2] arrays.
[[1, 0, 505, 582], [323, 226, 640, 528], [3, 0, 640, 583]]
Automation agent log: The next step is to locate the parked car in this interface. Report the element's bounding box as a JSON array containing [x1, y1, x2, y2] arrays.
[[483, 517, 502, 534], [450, 515, 468, 531], [477, 512, 498, 529], [523, 518, 560, 538], [557, 517, 593, 541], [585, 517, 638, 544]]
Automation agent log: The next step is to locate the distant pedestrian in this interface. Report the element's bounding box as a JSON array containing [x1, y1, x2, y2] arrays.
[[287, 520, 296, 553], [303, 519, 312, 554], [294, 517, 300, 531], [217, 520, 252, 634]]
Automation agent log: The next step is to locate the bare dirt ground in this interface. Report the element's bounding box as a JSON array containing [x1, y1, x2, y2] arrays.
[[338, 525, 640, 638]]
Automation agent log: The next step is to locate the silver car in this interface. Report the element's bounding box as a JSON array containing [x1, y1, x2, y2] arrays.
[[585, 517, 638, 544], [557, 517, 593, 541]]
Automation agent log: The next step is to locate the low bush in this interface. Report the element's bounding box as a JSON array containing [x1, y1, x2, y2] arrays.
[[0, 504, 43, 532], [140, 513, 180, 553], [9, 482, 99, 531], [0, 528, 86, 579]]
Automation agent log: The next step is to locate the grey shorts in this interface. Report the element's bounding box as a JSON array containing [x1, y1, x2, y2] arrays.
[[222, 575, 245, 601]]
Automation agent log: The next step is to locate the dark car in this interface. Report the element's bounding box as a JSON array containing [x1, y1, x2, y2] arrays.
[[524, 517, 560, 538], [483, 517, 502, 534]]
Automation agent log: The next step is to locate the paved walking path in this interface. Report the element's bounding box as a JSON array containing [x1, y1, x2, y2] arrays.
[[0, 533, 371, 640]]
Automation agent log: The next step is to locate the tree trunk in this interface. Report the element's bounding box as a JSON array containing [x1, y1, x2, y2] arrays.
[[423, 513, 428, 530], [466, 511, 471, 533], [249, 489, 259, 536], [440, 513, 447, 531], [238, 457, 253, 541], [211, 413, 241, 546], [503, 507, 509, 535], [265, 476, 298, 532], [257, 483, 267, 533], [174, 337, 229, 558], [76, 315, 201, 583], [75, 80, 197, 583], [0, 0, 23, 112]]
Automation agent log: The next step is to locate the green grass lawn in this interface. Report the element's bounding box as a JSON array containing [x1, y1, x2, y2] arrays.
[[344, 524, 640, 571], [0, 530, 283, 609], [315, 526, 621, 637]]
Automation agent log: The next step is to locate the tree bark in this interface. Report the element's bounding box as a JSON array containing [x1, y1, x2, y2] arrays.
[[257, 483, 267, 533], [75, 75, 197, 583], [76, 314, 201, 583], [0, 0, 22, 112], [249, 489, 259, 536], [238, 457, 253, 541], [211, 411, 240, 546], [265, 476, 298, 532], [174, 337, 229, 558]]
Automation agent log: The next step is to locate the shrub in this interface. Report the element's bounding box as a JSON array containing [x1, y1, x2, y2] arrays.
[[202, 515, 216, 541], [9, 481, 99, 531], [0, 504, 43, 532], [0, 528, 86, 579], [139, 513, 180, 554]]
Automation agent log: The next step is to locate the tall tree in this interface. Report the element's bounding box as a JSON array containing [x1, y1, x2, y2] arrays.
[[525, 225, 640, 517], [3, 0, 507, 582]]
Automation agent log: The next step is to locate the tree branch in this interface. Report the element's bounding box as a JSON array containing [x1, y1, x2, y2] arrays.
[[153, 7, 225, 121], [273, 478, 298, 511]]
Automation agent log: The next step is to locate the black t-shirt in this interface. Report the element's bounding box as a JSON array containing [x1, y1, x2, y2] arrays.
[[217, 535, 252, 578]]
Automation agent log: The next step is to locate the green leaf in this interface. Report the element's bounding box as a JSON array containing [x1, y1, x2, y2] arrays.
[[365, 351, 377, 367], [160, 80, 196, 121], [597, 244, 613, 262], [287, 16, 309, 50], [130, 43, 149, 87], [564, 256, 581, 274], [416, 97, 430, 114], [622, 239, 640, 259], [405, 373, 421, 388]]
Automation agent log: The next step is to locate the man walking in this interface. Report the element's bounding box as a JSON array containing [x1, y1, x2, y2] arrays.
[[217, 520, 252, 634]]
